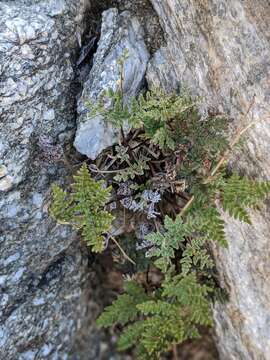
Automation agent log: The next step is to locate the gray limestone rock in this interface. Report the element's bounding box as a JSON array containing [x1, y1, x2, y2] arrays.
[[148, 1, 270, 359], [74, 8, 150, 160], [0, 1, 97, 359]]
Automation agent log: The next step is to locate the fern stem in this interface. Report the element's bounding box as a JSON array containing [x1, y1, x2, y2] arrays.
[[89, 165, 125, 174], [201, 115, 267, 185], [173, 344, 178, 360], [210, 117, 267, 178], [130, 138, 149, 151], [179, 195, 195, 217], [110, 236, 136, 265]]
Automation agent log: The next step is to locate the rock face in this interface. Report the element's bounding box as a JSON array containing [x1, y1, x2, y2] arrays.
[[147, 1, 270, 359], [74, 8, 150, 160], [2, 0, 270, 358], [0, 1, 95, 359]]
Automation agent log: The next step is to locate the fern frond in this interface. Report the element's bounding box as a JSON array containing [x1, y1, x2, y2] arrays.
[[221, 174, 270, 223], [50, 163, 113, 252], [202, 206, 227, 246], [146, 215, 193, 272], [117, 321, 145, 351], [189, 205, 227, 247], [162, 273, 213, 326], [114, 156, 150, 182], [141, 315, 186, 356], [124, 280, 149, 299], [137, 300, 178, 316], [180, 237, 214, 275], [89, 88, 133, 129], [50, 185, 75, 224], [96, 281, 149, 327], [96, 294, 139, 327]]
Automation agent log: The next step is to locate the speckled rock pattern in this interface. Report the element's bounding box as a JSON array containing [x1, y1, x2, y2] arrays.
[[148, 1, 270, 359], [0, 1, 96, 359], [74, 8, 150, 160]]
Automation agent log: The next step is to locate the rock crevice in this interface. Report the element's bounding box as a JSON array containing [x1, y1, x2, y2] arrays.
[[1, 0, 270, 359], [74, 8, 150, 160]]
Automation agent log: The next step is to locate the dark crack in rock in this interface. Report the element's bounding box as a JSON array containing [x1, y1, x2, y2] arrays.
[[74, 8, 150, 160]]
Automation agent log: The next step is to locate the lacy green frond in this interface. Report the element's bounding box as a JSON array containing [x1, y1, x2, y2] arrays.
[[96, 281, 149, 327], [180, 237, 214, 275], [114, 155, 150, 182], [50, 163, 113, 252], [138, 307, 187, 357], [117, 321, 146, 351], [221, 174, 270, 223], [162, 273, 213, 327], [146, 215, 193, 272], [96, 88, 133, 128], [198, 206, 227, 247], [98, 270, 214, 358]]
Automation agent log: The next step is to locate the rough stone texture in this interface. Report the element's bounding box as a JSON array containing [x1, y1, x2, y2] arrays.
[[0, 1, 99, 359], [74, 8, 150, 160], [112, 0, 164, 54], [147, 1, 270, 359], [2, 0, 270, 358]]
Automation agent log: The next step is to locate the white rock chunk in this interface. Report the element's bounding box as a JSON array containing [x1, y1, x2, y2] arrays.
[[74, 9, 150, 159]]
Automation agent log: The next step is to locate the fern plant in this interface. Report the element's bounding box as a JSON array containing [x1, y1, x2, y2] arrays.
[[97, 274, 213, 359], [96, 171, 270, 358], [91, 84, 270, 358], [51, 60, 270, 359], [51, 163, 113, 252]]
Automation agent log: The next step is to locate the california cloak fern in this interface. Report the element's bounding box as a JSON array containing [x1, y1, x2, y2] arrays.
[[51, 74, 270, 359]]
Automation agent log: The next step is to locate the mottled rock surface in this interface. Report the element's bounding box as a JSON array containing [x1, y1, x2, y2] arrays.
[[148, 1, 270, 359], [0, 1, 96, 359], [74, 8, 150, 160], [2, 0, 270, 358]]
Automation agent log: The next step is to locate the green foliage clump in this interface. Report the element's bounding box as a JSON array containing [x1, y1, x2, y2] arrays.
[[91, 83, 270, 358], [51, 163, 113, 252], [51, 56, 270, 359], [146, 215, 215, 275], [97, 281, 149, 327], [92, 86, 228, 156], [146, 215, 193, 273], [97, 274, 212, 359], [221, 174, 270, 223]]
